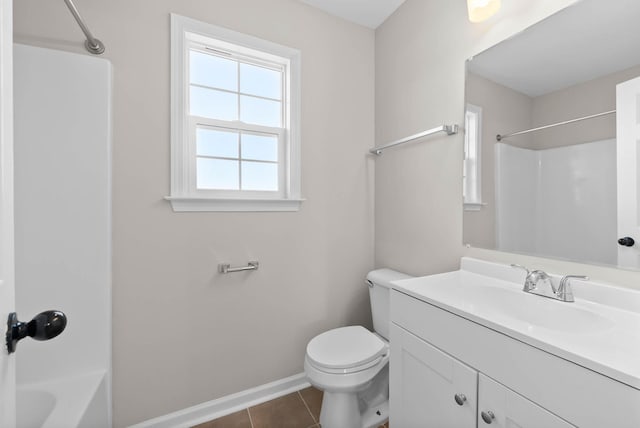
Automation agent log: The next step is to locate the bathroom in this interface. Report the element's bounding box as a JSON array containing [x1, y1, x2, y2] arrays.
[[0, 0, 639, 427]]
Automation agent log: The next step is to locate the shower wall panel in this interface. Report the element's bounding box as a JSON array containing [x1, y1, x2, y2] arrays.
[[13, 44, 111, 383], [495, 140, 616, 265]]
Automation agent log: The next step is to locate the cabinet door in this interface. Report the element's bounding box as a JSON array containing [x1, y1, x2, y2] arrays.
[[478, 374, 575, 428], [390, 323, 477, 428]]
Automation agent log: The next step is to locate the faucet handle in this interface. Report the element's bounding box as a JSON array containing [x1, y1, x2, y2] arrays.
[[511, 264, 538, 292], [510, 264, 530, 275], [529, 270, 552, 292], [557, 275, 589, 302]]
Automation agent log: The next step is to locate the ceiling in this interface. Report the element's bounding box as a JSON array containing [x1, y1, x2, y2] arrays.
[[467, 0, 640, 97], [298, 0, 406, 29]]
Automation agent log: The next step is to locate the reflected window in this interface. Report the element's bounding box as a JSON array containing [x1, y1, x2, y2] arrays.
[[464, 104, 483, 210]]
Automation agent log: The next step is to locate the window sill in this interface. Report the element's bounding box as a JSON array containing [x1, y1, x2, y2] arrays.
[[165, 196, 304, 212]]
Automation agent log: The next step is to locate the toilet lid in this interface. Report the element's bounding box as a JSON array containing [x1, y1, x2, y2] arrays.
[[306, 326, 387, 370]]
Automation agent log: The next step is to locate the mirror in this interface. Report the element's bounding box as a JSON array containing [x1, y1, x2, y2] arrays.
[[463, 0, 640, 270]]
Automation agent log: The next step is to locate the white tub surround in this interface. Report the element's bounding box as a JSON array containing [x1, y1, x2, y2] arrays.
[[390, 257, 640, 428], [495, 140, 617, 265], [13, 43, 112, 427]]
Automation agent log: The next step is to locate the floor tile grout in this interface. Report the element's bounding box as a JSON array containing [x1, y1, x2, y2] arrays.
[[298, 390, 318, 424]]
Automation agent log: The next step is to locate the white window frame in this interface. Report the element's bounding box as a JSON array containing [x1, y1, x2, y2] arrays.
[[167, 14, 302, 212], [463, 103, 483, 211]]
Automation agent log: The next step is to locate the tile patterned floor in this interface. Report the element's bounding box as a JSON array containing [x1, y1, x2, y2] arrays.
[[192, 386, 389, 428]]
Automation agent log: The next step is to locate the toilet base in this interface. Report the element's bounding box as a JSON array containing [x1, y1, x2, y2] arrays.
[[316, 365, 389, 428], [319, 392, 388, 428], [320, 391, 361, 428], [362, 400, 389, 428]]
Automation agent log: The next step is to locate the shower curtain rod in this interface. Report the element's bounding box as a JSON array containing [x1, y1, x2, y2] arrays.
[[496, 109, 616, 141], [63, 0, 105, 55]]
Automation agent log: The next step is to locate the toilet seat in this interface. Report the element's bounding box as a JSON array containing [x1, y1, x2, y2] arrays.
[[306, 326, 388, 374]]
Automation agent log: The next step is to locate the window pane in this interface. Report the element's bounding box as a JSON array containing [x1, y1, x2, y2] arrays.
[[240, 95, 281, 127], [242, 161, 278, 191], [190, 86, 238, 121], [240, 63, 282, 100], [464, 107, 482, 204], [242, 133, 278, 162], [197, 128, 239, 158], [190, 50, 237, 91], [197, 158, 239, 190]]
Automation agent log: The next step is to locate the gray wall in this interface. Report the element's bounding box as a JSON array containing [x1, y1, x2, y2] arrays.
[[13, 0, 375, 426]]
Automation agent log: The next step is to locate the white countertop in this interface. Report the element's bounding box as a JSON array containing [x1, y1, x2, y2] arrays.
[[391, 257, 640, 390]]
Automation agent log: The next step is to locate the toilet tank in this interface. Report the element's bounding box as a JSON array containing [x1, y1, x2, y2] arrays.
[[366, 269, 413, 341]]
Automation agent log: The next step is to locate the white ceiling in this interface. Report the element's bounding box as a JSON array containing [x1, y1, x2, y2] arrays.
[[467, 0, 640, 97], [298, 0, 406, 29]]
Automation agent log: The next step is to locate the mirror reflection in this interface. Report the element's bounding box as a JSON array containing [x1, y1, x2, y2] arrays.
[[463, 0, 640, 269]]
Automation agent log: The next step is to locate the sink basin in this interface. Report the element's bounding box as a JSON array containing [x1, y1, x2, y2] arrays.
[[396, 274, 614, 333], [493, 293, 615, 333]]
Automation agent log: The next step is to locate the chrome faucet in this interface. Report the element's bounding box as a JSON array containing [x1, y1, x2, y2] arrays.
[[511, 264, 552, 293], [556, 275, 589, 302], [510, 264, 588, 303]]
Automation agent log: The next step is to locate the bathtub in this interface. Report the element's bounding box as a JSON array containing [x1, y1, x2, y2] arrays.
[[17, 370, 110, 428]]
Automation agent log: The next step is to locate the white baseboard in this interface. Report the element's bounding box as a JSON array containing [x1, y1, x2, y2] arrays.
[[128, 373, 310, 428]]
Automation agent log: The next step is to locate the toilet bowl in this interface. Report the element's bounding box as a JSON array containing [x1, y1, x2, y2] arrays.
[[303, 269, 412, 428], [305, 326, 390, 428]]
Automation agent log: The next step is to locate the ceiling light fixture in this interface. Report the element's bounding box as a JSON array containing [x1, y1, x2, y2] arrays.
[[467, 0, 501, 23]]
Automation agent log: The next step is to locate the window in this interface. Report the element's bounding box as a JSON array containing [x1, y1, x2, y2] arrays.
[[168, 14, 302, 212], [463, 104, 483, 210]]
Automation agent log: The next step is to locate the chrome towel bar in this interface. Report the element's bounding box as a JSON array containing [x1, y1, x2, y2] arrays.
[[218, 261, 259, 274], [370, 124, 459, 155]]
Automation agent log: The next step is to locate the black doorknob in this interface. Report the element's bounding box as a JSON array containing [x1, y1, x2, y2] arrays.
[[618, 237, 635, 247], [5, 310, 67, 354]]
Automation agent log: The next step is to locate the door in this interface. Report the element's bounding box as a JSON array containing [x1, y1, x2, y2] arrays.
[[478, 374, 575, 427], [616, 75, 640, 268], [0, 0, 15, 425], [390, 323, 477, 428]]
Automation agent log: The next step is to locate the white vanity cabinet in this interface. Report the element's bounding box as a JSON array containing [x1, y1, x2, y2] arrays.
[[390, 323, 477, 427], [390, 323, 574, 428], [390, 287, 640, 428]]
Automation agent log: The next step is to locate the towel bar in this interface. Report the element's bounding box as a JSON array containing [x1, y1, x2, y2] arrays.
[[218, 261, 259, 274]]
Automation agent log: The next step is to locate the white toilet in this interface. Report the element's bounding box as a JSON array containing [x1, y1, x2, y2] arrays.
[[304, 269, 412, 428]]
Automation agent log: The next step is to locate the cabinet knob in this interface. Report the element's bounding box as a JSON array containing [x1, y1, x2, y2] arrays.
[[454, 393, 467, 406], [481, 410, 495, 424]]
